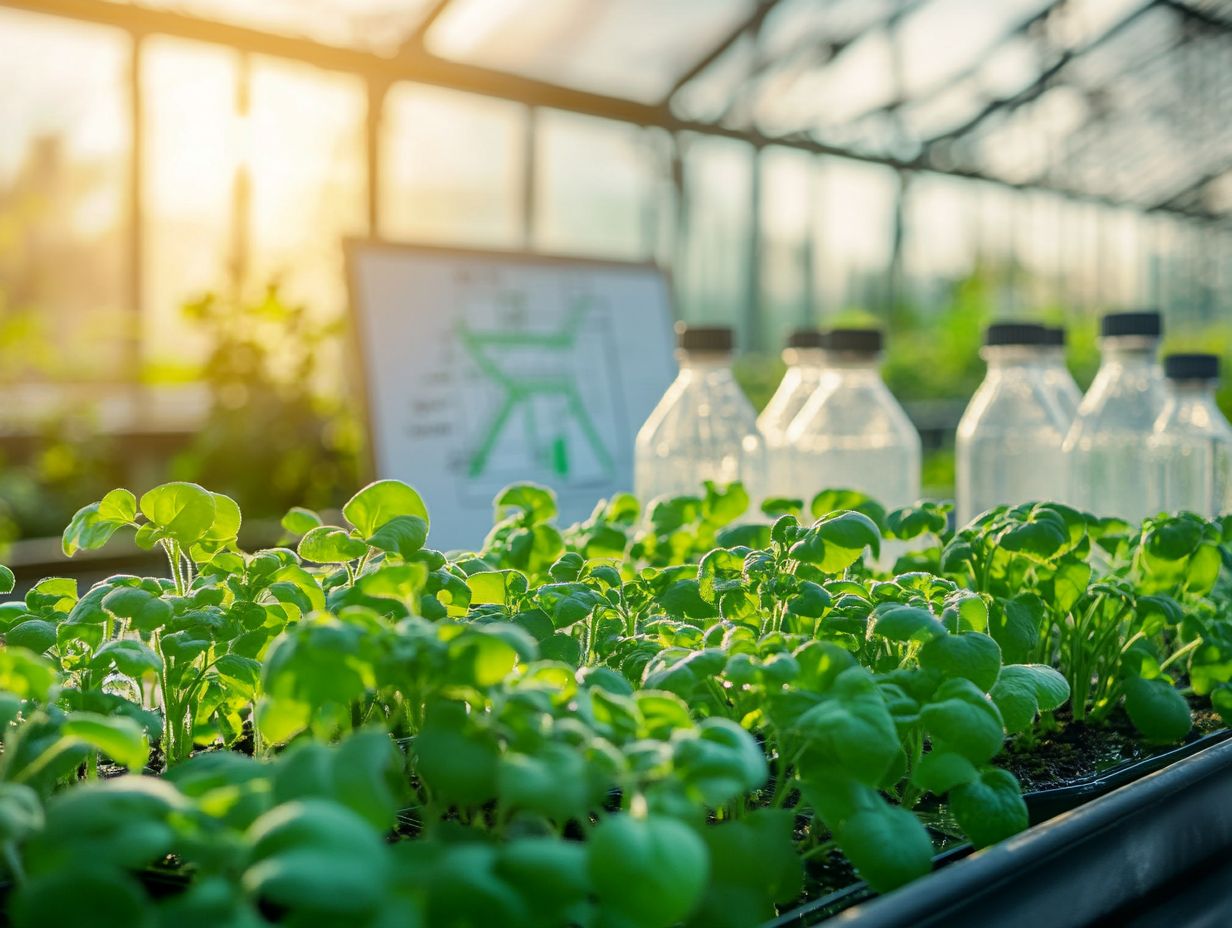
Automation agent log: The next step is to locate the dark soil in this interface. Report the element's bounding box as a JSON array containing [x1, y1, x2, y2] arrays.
[[1000, 702, 1224, 792]]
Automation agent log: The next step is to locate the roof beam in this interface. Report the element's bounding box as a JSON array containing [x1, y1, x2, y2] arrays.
[[1159, 0, 1232, 31], [397, 0, 453, 56], [1151, 159, 1232, 210], [870, 0, 1068, 124], [1, 0, 1223, 222], [921, 0, 1159, 151], [661, 0, 784, 105]]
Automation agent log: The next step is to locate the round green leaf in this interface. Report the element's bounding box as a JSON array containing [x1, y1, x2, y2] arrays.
[[494, 483, 558, 524], [918, 632, 1002, 693], [298, 526, 369, 564], [62, 503, 129, 557], [102, 587, 172, 633], [281, 507, 323, 536], [911, 750, 978, 794], [343, 480, 429, 536], [989, 664, 1070, 733], [61, 713, 150, 771], [834, 803, 933, 893], [949, 767, 1028, 848], [920, 678, 1006, 764], [139, 482, 217, 547], [588, 815, 709, 928], [872, 604, 946, 642], [1123, 675, 1192, 743], [10, 868, 152, 928], [244, 800, 390, 916], [366, 515, 429, 559]]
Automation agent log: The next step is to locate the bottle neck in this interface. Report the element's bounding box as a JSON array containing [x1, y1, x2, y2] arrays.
[[1167, 379, 1218, 402], [1098, 336, 1159, 370], [981, 345, 1046, 369], [677, 350, 734, 373], [822, 350, 882, 373], [781, 348, 826, 369]]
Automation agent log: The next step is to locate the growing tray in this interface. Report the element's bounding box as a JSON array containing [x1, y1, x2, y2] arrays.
[[766, 730, 1232, 927]]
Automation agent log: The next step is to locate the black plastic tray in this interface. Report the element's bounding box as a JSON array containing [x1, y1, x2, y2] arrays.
[[765, 728, 1232, 928]]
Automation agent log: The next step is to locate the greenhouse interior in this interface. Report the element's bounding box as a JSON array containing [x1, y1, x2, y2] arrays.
[[2, 0, 1232, 925]]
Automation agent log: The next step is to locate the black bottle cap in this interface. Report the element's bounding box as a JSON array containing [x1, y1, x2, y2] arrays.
[[786, 328, 825, 349], [1164, 353, 1219, 381], [1042, 326, 1067, 347], [1101, 311, 1162, 338], [675, 323, 733, 353], [984, 322, 1048, 347], [824, 328, 883, 353]]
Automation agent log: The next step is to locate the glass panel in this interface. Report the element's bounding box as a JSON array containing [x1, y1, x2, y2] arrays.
[[760, 147, 815, 347], [125, 0, 435, 55], [813, 158, 897, 316], [903, 174, 978, 310], [755, 30, 896, 136], [534, 110, 668, 260], [671, 33, 755, 124], [896, 0, 1052, 98], [248, 57, 367, 362], [0, 8, 130, 383], [380, 84, 526, 248], [676, 134, 752, 339], [142, 37, 239, 371], [427, 0, 754, 103]]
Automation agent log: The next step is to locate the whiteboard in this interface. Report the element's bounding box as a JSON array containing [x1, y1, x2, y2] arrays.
[[347, 241, 677, 551]]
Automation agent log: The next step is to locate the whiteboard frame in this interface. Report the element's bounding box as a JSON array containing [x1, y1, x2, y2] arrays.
[[343, 237, 676, 493]]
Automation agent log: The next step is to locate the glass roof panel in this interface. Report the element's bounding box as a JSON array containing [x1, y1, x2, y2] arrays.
[[125, 0, 436, 55], [753, 29, 897, 136], [671, 33, 756, 124], [426, 0, 754, 103], [895, 0, 1053, 98]]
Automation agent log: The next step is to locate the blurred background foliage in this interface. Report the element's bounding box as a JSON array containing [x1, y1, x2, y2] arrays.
[[0, 284, 361, 553]]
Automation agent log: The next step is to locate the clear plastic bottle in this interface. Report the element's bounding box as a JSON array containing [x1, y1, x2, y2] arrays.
[[787, 328, 921, 510], [1148, 354, 1232, 517], [1039, 325, 1083, 428], [956, 323, 1071, 525], [634, 323, 765, 504], [1063, 310, 1167, 523], [759, 329, 829, 498]]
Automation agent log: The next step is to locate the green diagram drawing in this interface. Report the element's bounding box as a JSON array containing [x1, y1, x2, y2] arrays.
[[457, 292, 616, 481]]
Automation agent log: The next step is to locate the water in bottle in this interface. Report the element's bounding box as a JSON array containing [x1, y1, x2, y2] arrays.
[[759, 329, 829, 497], [956, 323, 1070, 525], [1039, 325, 1083, 428], [1148, 353, 1232, 517], [634, 323, 765, 504], [1063, 311, 1166, 523], [787, 328, 921, 510]]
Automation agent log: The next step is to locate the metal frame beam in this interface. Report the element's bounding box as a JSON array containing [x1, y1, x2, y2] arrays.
[[1152, 159, 1232, 210], [1, 0, 1223, 222], [662, 0, 784, 105], [921, 0, 1160, 150]]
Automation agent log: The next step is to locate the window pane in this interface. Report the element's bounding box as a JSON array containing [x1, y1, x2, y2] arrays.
[[142, 36, 239, 371], [814, 158, 896, 316], [903, 175, 977, 311], [0, 8, 130, 382], [249, 57, 367, 329], [381, 84, 526, 248], [760, 147, 815, 347], [534, 110, 668, 260], [676, 135, 752, 341]]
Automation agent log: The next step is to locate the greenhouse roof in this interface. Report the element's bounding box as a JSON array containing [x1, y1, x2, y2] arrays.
[[13, 0, 1232, 219]]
